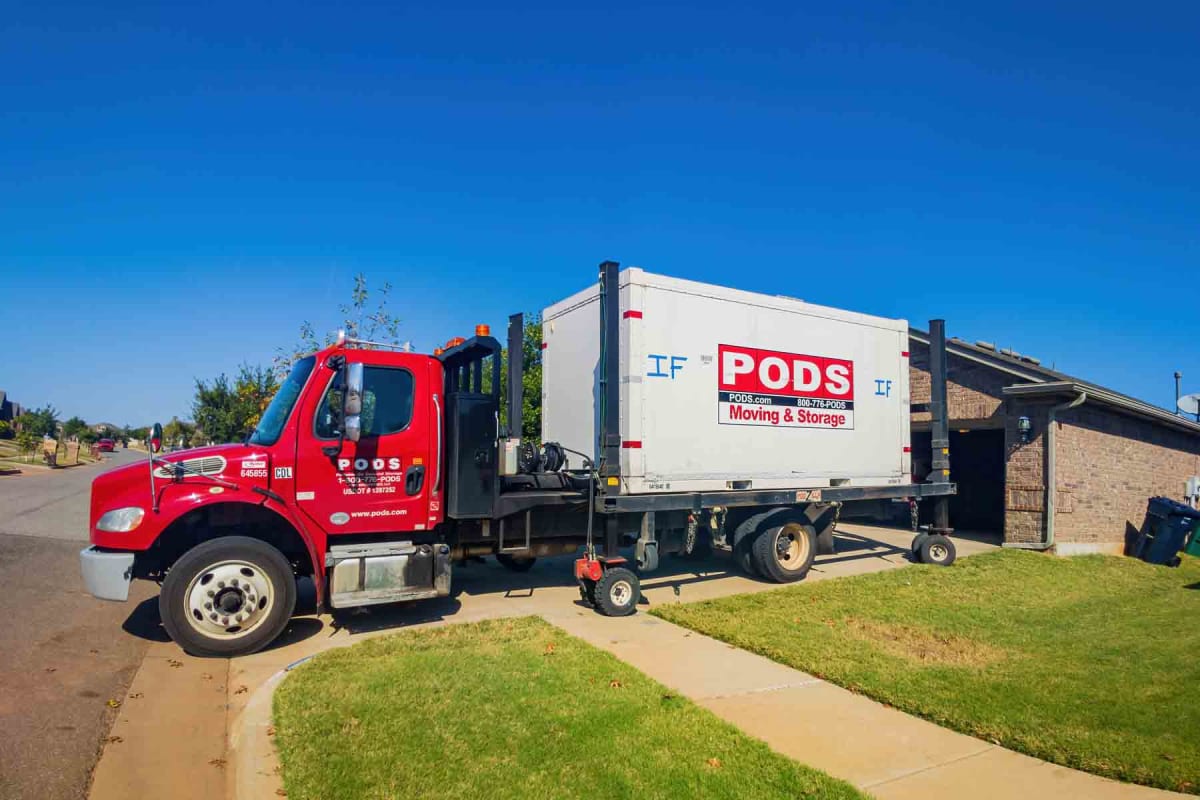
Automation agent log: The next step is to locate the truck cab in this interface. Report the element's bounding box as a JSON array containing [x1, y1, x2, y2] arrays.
[[81, 333, 499, 657]]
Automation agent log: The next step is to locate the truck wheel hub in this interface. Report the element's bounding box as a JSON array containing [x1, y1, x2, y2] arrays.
[[185, 560, 273, 639], [775, 524, 809, 569], [609, 580, 632, 606]]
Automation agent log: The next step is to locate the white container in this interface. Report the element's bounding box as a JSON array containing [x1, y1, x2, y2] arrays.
[[542, 268, 911, 494]]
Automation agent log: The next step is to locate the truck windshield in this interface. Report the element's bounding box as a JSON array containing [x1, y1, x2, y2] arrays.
[[248, 356, 316, 446]]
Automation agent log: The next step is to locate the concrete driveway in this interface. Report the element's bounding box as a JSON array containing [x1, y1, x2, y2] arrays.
[[86, 521, 999, 799], [0, 448, 156, 800]]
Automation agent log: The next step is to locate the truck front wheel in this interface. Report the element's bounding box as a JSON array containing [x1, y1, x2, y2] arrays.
[[159, 536, 297, 658], [751, 521, 817, 583]]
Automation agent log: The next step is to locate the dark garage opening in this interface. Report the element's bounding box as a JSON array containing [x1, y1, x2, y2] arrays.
[[912, 428, 1005, 535]]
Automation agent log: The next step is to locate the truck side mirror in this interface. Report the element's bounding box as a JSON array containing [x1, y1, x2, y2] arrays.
[[343, 363, 364, 443], [150, 422, 163, 454]]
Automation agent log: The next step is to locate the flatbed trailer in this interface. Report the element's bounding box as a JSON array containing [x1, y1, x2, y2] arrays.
[[81, 260, 956, 656]]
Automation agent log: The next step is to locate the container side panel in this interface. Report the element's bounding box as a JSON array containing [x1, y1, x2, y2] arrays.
[[545, 268, 910, 493], [636, 283, 908, 489], [542, 290, 601, 466]]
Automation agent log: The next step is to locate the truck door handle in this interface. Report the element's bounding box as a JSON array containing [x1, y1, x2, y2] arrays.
[[405, 465, 425, 496]]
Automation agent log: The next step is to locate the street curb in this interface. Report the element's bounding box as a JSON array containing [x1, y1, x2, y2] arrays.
[[230, 668, 288, 800], [228, 614, 506, 800]]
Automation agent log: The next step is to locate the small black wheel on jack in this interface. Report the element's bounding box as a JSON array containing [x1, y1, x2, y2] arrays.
[[917, 534, 956, 567], [593, 566, 640, 616]]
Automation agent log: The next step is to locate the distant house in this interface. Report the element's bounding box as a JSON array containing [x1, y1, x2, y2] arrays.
[[908, 332, 1200, 555], [0, 391, 22, 423]]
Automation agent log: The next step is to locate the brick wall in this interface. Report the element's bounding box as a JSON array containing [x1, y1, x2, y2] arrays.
[[909, 341, 1008, 425], [1002, 402, 1050, 544], [1052, 405, 1200, 549], [908, 339, 1200, 550]]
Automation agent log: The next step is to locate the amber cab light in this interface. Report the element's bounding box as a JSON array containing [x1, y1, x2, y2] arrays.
[[475, 324, 490, 337]]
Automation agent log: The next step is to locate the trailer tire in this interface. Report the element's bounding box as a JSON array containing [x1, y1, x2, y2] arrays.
[[578, 579, 597, 607], [593, 567, 640, 617], [735, 536, 761, 578], [159, 536, 296, 658], [918, 535, 956, 567], [911, 532, 930, 557], [496, 553, 536, 572], [751, 521, 817, 583]]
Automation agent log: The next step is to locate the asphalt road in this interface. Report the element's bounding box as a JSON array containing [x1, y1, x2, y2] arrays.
[[0, 449, 157, 800]]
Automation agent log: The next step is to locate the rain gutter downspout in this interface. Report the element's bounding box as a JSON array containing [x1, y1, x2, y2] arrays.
[[1005, 391, 1087, 551]]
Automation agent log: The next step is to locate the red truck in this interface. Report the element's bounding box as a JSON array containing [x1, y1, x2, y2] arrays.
[[81, 262, 957, 657]]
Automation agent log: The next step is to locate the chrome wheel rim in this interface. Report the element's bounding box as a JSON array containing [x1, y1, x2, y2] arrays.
[[929, 543, 949, 562], [183, 560, 274, 640]]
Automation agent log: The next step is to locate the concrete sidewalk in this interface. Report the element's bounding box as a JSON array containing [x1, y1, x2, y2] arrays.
[[544, 612, 1183, 800], [88, 523, 1182, 799]]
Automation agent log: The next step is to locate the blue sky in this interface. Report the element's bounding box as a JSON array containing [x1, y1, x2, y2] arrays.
[[2, 1, 1197, 425]]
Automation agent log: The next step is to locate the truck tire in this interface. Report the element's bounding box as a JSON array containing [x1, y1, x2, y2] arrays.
[[496, 553, 536, 572], [159, 536, 297, 658], [593, 566, 640, 616], [750, 521, 817, 583], [917, 534, 956, 567]]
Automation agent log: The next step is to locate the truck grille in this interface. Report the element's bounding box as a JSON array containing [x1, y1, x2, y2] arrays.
[[154, 456, 227, 479]]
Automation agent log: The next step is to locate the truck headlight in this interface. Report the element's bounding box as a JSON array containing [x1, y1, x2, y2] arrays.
[[96, 507, 145, 532]]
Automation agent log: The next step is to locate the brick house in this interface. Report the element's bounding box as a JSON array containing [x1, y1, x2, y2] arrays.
[[0, 391, 22, 424], [907, 332, 1200, 555]]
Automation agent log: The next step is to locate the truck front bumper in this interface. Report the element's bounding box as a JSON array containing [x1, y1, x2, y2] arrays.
[[79, 547, 135, 601]]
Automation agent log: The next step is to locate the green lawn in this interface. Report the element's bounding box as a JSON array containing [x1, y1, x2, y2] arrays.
[[273, 617, 864, 800], [653, 550, 1200, 794]]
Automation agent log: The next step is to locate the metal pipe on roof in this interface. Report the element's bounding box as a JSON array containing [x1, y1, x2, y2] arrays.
[[1004, 391, 1087, 552]]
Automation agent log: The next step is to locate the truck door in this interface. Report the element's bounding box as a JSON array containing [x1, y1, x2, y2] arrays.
[[294, 356, 433, 535]]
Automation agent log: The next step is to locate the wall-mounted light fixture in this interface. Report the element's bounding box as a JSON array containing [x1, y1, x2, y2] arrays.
[[1017, 415, 1032, 444]]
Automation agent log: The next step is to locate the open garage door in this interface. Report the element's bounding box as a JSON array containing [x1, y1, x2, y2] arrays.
[[912, 429, 1004, 535]]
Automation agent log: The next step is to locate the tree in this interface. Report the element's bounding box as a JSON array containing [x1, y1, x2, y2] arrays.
[[18, 405, 59, 438], [274, 273, 403, 377], [193, 364, 279, 444], [127, 426, 150, 442], [192, 374, 238, 444], [0, 419, 11, 440], [15, 429, 38, 458], [162, 417, 195, 450], [497, 315, 543, 440], [234, 365, 278, 432], [62, 416, 89, 441]]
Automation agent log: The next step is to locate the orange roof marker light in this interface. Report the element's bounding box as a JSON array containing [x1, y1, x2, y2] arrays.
[[446, 336, 466, 349], [433, 347, 444, 356], [475, 324, 491, 337]]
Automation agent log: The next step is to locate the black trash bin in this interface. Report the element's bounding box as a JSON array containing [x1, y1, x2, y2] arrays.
[[1134, 497, 1200, 567]]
